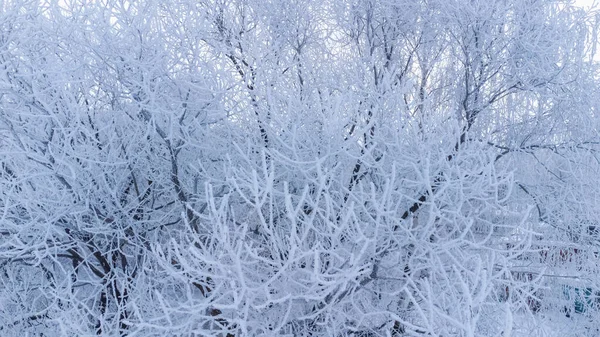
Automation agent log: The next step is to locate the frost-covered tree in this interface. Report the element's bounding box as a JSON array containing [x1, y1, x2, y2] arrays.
[[0, 0, 599, 336]]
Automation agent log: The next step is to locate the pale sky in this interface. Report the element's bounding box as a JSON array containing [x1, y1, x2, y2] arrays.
[[575, 0, 598, 8]]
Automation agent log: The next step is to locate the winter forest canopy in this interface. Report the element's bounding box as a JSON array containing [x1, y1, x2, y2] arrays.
[[1, 0, 600, 336]]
